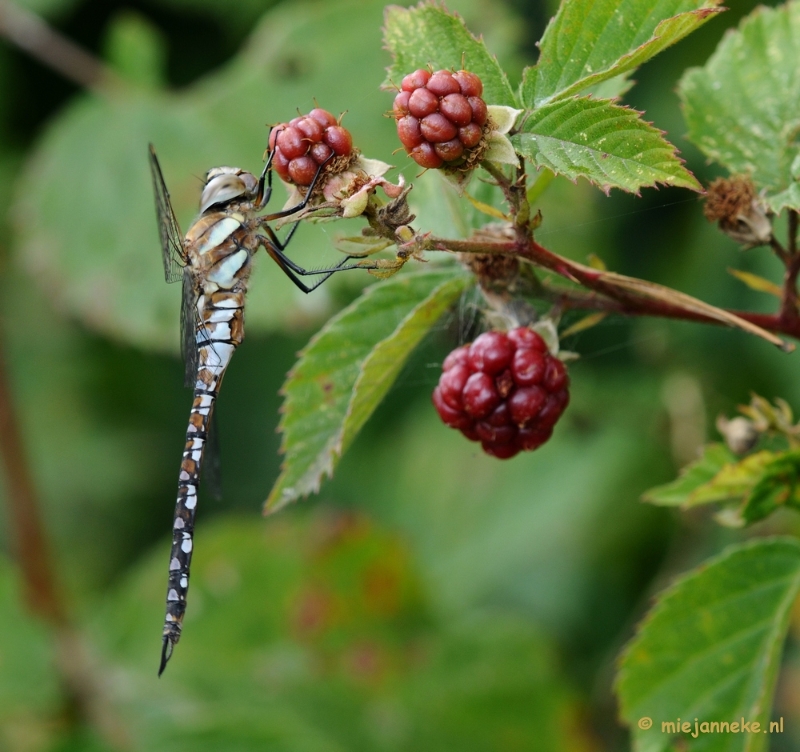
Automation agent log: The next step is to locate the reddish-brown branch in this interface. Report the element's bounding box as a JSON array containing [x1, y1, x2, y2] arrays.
[[789, 210, 798, 255], [0, 326, 129, 747], [778, 252, 800, 328], [0, 0, 120, 93], [0, 330, 66, 625], [424, 235, 800, 344]]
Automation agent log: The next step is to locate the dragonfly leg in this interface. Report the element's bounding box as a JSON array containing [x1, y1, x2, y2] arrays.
[[255, 126, 283, 210], [258, 234, 371, 292], [258, 231, 377, 278], [259, 151, 336, 222]]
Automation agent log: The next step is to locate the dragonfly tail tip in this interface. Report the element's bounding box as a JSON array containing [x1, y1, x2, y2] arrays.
[[158, 636, 174, 677]]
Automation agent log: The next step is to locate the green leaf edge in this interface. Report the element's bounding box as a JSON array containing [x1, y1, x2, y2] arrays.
[[523, 1, 724, 108], [382, 1, 517, 107], [512, 97, 701, 194], [616, 536, 800, 748], [339, 272, 470, 454], [265, 267, 472, 515]]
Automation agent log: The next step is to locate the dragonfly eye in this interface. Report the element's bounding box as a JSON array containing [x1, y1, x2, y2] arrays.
[[200, 172, 255, 213]]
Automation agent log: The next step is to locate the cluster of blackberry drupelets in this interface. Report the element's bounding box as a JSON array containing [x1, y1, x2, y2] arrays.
[[269, 108, 354, 186], [393, 68, 488, 169], [433, 329, 570, 459]]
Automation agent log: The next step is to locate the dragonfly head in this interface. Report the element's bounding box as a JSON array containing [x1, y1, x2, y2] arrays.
[[200, 167, 259, 213]]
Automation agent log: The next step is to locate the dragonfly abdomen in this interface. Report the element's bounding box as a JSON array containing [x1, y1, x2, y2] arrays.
[[160, 288, 246, 674]]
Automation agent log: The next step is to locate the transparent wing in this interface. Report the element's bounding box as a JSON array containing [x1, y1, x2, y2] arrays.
[[203, 414, 223, 501], [149, 144, 188, 284], [181, 272, 200, 387]]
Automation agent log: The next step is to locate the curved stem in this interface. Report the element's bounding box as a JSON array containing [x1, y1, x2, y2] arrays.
[[422, 235, 796, 347]]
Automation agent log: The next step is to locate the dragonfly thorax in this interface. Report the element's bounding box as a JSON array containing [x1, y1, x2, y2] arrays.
[[200, 167, 259, 214]]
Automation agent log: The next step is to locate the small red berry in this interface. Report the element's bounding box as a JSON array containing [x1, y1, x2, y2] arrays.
[[453, 70, 483, 97], [308, 108, 337, 127], [458, 123, 483, 149], [482, 441, 520, 460], [427, 70, 461, 96], [439, 363, 470, 410], [392, 68, 488, 169], [462, 372, 500, 419], [469, 331, 514, 375], [393, 91, 411, 118], [401, 69, 431, 92], [442, 345, 470, 371], [433, 387, 472, 431], [287, 156, 318, 186], [511, 348, 546, 386], [434, 139, 464, 162], [408, 87, 439, 118], [468, 97, 488, 126], [324, 126, 352, 156], [310, 142, 333, 164], [420, 113, 458, 143], [295, 116, 324, 142], [397, 116, 423, 150], [276, 127, 306, 160], [409, 142, 443, 169], [440, 93, 472, 126], [432, 327, 570, 459], [270, 108, 354, 187]]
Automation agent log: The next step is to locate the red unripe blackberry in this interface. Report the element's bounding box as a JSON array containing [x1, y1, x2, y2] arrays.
[[397, 116, 423, 150], [308, 108, 337, 127], [409, 142, 443, 169], [401, 69, 431, 92], [434, 139, 464, 162], [270, 108, 354, 187], [392, 68, 489, 169], [432, 327, 570, 459]]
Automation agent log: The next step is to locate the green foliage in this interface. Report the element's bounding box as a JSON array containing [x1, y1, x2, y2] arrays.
[[383, 0, 704, 196], [0, 562, 59, 734], [7, 0, 800, 748], [103, 11, 167, 89], [679, 1, 800, 212], [511, 97, 700, 194], [645, 444, 800, 524], [644, 443, 739, 506], [618, 538, 800, 752], [95, 514, 581, 751], [522, 0, 722, 107], [12, 0, 402, 353], [383, 3, 517, 107], [267, 267, 470, 514]]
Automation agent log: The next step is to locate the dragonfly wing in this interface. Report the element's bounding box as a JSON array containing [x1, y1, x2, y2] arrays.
[[180, 271, 200, 388], [203, 415, 223, 501], [149, 144, 188, 284]]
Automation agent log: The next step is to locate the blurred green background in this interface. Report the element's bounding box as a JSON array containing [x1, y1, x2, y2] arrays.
[[2, 0, 800, 750]]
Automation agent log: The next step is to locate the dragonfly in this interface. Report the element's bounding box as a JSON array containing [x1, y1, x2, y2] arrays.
[[149, 139, 367, 675]]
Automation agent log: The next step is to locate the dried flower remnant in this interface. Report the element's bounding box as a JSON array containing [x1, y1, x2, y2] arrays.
[[704, 176, 772, 248]]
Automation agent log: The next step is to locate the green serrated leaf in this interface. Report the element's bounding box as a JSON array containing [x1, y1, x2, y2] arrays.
[[680, 2, 800, 213], [618, 538, 800, 752], [584, 73, 636, 101], [523, 0, 722, 107], [741, 450, 800, 523], [266, 267, 470, 514], [643, 443, 736, 506], [383, 2, 517, 107], [511, 97, 700, 194]]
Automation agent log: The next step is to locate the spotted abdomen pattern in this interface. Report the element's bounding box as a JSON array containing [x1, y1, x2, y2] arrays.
[[160, 212, 253, 671]]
